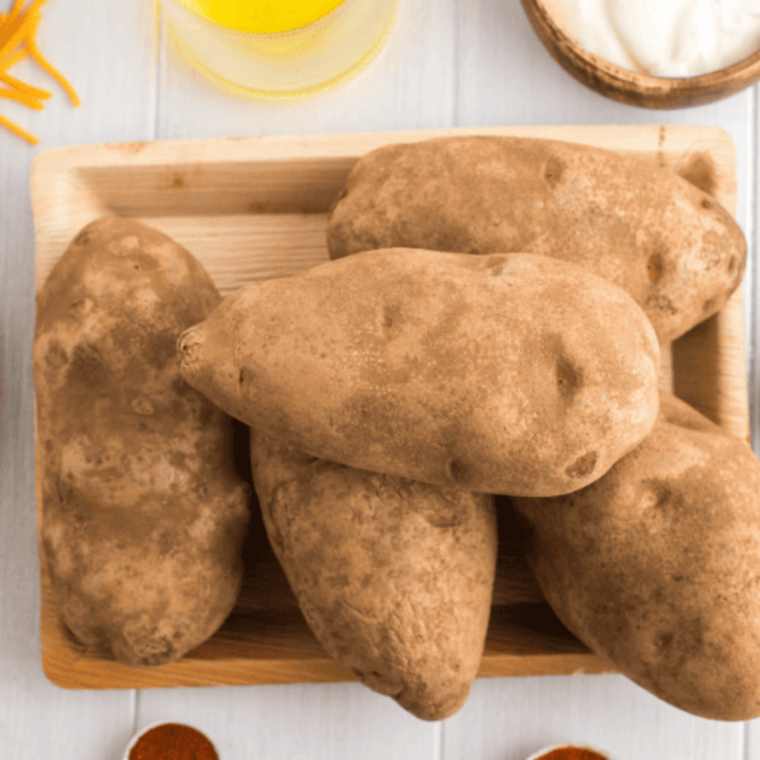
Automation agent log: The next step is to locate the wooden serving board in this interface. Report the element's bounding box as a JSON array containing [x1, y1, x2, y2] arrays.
[[30, 125, 749, 689]]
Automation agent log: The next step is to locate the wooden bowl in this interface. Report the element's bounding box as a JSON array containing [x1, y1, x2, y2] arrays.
[[520, 0, 760, 109]]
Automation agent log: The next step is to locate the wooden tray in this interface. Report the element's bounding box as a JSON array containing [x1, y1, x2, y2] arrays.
[[30, 125, 750, 690]]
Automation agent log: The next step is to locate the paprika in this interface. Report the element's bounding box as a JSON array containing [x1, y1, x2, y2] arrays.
[[530, 745, 609, 760], [127, 722, 219, 760]]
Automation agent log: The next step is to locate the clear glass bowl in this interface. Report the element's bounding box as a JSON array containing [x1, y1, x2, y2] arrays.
[[160, 0, 400, 100]]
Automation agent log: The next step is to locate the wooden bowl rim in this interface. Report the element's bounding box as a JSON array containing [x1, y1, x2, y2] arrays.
[[522, 0, 760, 104]]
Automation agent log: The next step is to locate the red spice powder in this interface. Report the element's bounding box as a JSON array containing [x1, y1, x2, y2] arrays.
[[129, 723, 219, 760], [536, 748, 607, 760]]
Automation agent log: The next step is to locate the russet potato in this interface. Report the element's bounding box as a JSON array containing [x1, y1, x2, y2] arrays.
[[250, 428, 497, 721], [179, 248, 660, 497], [512, 392, 760, 720], [327, 136, 746, 344], [33, 217, 251, 667]]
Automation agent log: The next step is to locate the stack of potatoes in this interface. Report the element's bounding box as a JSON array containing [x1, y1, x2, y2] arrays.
[[34, 136, 760, 722]]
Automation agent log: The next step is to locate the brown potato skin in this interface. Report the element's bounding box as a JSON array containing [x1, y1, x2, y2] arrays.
[[512, 391, 760, 720], [179, 248, 660, 497], [327, 136, 747, 344], [250, 428, 497, 721], [33, 217, 251, 668]]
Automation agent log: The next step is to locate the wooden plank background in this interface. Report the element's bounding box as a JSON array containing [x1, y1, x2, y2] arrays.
[[0, 0, 758, 758]]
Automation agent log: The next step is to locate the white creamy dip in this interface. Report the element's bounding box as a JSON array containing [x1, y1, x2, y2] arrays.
[[557, 0, 760, 77]]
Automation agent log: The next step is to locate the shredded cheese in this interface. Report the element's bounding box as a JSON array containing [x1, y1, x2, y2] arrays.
[[0, 0, 80, 145], [0, 87, 45, 108]]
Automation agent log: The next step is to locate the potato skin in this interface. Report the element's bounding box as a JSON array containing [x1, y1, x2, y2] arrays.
[[512, 392, 760, 720], [33, 217, 251, 668], [327, 136, 747, 344], [250, 428, 497, 721], [179, 248, 660, 497]]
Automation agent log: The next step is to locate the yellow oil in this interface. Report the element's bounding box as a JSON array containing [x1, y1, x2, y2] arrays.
[[178, 0, 347, 34]]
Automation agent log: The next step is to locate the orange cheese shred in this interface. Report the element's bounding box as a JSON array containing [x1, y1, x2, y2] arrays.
[[0, 70, 50, 98], [7, 0, 26, 23], [0, 110, 37, 143], [0, 45, 28, 70], [0, 0, 80, 144], [0, 7, 39, 53], [25, 33, 79, 106], [0, 86, 44, 109]]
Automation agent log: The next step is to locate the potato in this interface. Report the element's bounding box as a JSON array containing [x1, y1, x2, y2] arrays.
[[511, 391, 760, 720], [179, 248, 659, 497], [327, 136, 747, 344], [33, 217, 251, 668], [250, 429, 496, 720]]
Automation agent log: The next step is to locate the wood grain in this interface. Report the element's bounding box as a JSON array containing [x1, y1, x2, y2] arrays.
[[521, 0, 760, 110], [30, 124, 748, 690]]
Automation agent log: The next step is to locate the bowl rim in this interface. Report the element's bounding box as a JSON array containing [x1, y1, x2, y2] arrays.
[[521, 0, 760, 108], [122, 720, 219, 760], [525, 742, 612, 760]]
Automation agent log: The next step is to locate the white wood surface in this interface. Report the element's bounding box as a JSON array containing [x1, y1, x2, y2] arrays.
[[1, 0, 759, 758]]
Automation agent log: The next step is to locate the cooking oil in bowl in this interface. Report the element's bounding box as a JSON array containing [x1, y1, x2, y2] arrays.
[[161, 0, 400, 100], [178, 0, 347, 33]]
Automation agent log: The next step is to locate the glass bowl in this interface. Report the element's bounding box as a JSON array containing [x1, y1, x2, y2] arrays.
[[160, 0, 399, 100]]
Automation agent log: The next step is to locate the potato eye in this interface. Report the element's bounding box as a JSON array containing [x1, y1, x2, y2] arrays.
[[565, 451, 597, 479], [647, 252, 664, 283], [556, 357, 581, 395]]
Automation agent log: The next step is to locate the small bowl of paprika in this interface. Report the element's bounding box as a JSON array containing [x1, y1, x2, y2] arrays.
[[124, 721, 219, 760], [526, 744, 611, 760]]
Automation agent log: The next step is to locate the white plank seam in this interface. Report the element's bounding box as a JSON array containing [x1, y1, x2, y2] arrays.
[[151, 1, 162, 142], [156, 5, 167, 142], [130, 688, 138, 737], [452, 0, 461, 128]]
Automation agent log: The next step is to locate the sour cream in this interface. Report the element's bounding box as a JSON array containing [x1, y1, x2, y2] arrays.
[[558, 0, 760, 77]]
